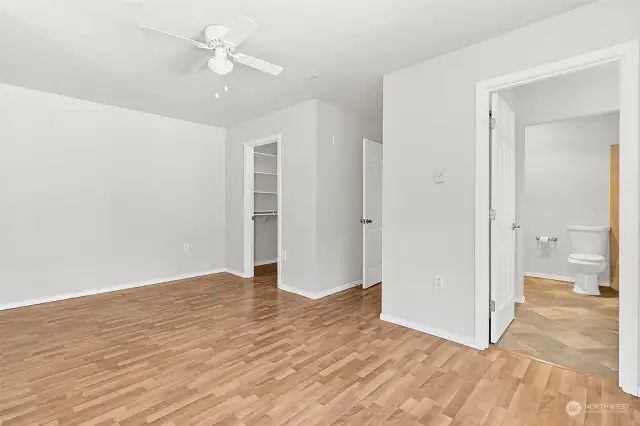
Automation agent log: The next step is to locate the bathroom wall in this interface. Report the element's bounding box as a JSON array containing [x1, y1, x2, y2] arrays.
[[524, 112, 619, 284]]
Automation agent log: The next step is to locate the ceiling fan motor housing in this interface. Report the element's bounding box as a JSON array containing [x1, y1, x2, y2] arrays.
[[204, 25, 230, 48]]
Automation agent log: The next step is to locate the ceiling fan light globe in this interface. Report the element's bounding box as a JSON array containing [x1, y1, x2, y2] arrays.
[[208, 57, 234, 75]]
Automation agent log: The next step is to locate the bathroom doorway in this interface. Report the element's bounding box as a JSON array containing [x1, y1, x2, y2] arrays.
[[486, 59, 624, 379]]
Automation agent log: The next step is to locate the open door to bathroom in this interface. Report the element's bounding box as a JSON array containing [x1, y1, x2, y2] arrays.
[[610, 144, 619, 291]]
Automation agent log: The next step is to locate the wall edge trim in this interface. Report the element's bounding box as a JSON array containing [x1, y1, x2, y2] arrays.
[[0, 269, 226, 311], [380, 313, 482, 350]]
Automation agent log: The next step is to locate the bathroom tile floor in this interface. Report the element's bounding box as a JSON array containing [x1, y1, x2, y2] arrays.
[[496, 276, 619, 379]]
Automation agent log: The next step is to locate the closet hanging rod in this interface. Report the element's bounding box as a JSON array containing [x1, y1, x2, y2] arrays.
[[252, 211, 278, 220], [254, 152, 277, 157]]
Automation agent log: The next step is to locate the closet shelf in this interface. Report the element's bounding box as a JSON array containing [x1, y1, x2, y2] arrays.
[[254, 152, 277, 157], [255, 171, 277, 176], [252, 211, 278, 219], [254, 191, 277, 194]]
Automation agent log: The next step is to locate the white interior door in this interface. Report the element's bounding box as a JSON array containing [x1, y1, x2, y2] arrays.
[[490, 93, 516, 343], [363, 139, 383, 289]]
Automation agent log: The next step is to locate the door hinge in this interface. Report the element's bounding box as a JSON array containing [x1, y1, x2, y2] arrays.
[[490, 300, 496, 312], [489, 110, 496, 130], [489, 209, 496, 220]]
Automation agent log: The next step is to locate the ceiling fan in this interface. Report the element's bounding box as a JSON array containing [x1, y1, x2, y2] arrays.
[[143, 16, 283, 76]]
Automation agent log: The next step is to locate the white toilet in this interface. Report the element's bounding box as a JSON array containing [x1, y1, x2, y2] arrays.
[[567, 225, 610, 296]]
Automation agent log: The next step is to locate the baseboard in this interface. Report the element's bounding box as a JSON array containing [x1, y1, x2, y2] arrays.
[[254, 259, 277, 266], [278, 280, 362, 300], [277, 284, 318, 299], [0, 268, 226, 311], [224, 268, 252, 278], [525, 272, 575, 283], [314, 280, 362, 299], [525, 272, 613, 288], [379, 313, 481, 350], [516, 296, 526, 304]]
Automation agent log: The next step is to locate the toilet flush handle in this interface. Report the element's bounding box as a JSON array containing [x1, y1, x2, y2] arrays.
[[512, 223, 520, 231]]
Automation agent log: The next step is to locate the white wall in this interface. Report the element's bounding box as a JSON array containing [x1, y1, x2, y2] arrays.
[[225, 99, 382, 295], [508, 62, 619, 299], [513, 63, 620, 125], [226, 100, 318, 288], [524, 113, 619, 282], [0, 83, 226, 308], [254, 215, 278, 265], [315, 100, 383, 294], [382, 0, 639, 345]]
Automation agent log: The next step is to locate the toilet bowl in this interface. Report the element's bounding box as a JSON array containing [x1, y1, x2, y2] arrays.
[[568, 253, 606, 295], [567, 225, 609, 296]]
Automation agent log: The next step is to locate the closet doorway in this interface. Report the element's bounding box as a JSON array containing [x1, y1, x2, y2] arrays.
[[243, 134, 282, 285]]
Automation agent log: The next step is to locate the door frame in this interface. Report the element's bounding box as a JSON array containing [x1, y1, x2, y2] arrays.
[[243, 133, 282, 287], [362, 138, 383, 289], [474, 41, 639, 396]]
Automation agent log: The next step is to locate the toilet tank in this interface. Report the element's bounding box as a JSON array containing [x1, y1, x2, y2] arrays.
[[567, 226, 610, 255]]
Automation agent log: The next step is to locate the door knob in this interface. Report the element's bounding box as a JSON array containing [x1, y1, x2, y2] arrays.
[[361, 219, 373, 224], [512, 223, 520, 230]]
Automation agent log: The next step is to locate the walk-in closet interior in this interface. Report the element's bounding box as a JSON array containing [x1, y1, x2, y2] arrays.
[[253, 142, 278, 276]]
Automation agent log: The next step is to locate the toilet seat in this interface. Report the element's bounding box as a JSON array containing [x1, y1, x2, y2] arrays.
[[569, 253, 605, 263]]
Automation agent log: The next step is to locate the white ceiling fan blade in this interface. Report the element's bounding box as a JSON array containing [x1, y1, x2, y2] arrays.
[[222, 16, 259, 48], [192, 56, 214, 73], [142, 26, 209, 49], [234, 53, 283, 75]]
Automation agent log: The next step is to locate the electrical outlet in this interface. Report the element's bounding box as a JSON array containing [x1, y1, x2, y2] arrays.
[[183, 244, 190, 254], [435, 275, 444, 290]]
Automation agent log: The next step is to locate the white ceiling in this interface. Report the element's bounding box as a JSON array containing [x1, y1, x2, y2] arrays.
[[0, 0, 595, 127]]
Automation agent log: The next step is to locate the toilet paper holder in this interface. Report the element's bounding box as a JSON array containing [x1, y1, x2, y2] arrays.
[[536, 236, 558, 242]]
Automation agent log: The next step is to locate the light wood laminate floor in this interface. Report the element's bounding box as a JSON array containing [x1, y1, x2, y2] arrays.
[[1, 271, 637, 425], [496, 277, 619, 379]]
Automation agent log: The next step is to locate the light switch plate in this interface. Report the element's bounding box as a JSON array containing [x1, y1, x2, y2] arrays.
[[434, 169, 445, 183]]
